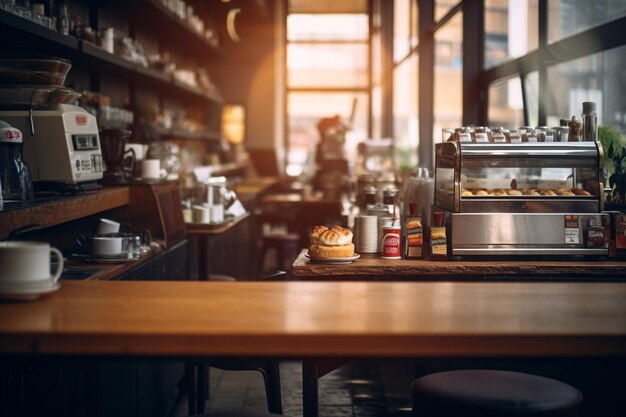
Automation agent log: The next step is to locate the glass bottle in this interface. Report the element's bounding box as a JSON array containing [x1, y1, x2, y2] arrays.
[[582, 101, 598, 141], [568, 116, 582, 142], [382, 188, 399, 218]]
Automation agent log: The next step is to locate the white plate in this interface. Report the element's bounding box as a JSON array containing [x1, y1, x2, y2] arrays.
[[0, 280, 60, 302], [305, 253, 360, 264]]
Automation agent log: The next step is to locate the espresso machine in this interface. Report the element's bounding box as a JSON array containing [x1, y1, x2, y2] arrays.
[[0, 104, 104, 192]]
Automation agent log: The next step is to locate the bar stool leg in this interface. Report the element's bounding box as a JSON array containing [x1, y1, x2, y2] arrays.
[[185, 362, 197, 415], [303, 360, 318, 417], [196, 363, 208, 413]]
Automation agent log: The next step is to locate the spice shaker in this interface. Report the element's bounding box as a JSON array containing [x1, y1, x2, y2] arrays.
[[582, 101, 598, 141], [568, 116, 582, 141]]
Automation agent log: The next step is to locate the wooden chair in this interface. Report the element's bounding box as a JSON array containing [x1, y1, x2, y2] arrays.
[[186, 272, 287, 416]]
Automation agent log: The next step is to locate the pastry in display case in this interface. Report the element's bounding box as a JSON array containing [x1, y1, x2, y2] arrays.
[[434, 142, 609, 257]]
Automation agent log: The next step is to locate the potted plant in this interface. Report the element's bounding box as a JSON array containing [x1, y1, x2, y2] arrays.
[[600, 125, 626, 208]]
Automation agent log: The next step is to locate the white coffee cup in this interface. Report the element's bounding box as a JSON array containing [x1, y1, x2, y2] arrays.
[[125, 143, 148, 160], [141, 159, 167, 180], [0, 241, 63, 283], [92, 236, 124, 257], [98, 218, 121, 234], [209, 204, 224, 223], [192, 205, 211, 223]]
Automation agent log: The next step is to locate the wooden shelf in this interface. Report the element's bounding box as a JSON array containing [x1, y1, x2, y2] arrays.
[[0, 9, 79, 51], [157, 128, 221, 141], [0, 187, 131, 240], [141, 0, 224, 57], [80, 41, 222, 105], [0, 9, 222, 106]]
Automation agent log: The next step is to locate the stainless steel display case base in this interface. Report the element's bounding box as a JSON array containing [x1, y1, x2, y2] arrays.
[[450, 212, 608, 256]]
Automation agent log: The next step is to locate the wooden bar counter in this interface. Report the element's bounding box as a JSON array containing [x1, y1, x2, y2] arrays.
[[1, 280, 626, 358], [292, 249, 626, 280]]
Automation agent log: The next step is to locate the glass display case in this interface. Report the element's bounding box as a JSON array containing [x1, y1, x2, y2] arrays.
[[435, 142, 604, 213], [434, 142, 608, 256]]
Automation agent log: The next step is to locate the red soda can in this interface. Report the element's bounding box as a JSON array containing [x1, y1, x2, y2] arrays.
[[381, 226, 401, 259]]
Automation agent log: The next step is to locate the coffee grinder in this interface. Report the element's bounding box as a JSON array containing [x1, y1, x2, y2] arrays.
[[0, 104, 104, 193], [99, 128, 135, 184]]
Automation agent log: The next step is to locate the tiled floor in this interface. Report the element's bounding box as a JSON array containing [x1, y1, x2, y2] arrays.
[[177, 361, 414, 417]]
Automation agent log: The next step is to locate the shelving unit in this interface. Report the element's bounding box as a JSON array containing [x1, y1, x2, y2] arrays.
[[0, 1, 224, 139], [142, 0, 225, 56]]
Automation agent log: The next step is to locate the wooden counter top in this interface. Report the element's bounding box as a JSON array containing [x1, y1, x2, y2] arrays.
[[1, 280, 626, 357], [0, 187, 130, 240], [292, 249, 626, 280], [185, 212, 250, 237]]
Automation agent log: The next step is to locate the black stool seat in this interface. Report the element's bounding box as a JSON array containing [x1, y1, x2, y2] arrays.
[[412, 370, 582, 417]]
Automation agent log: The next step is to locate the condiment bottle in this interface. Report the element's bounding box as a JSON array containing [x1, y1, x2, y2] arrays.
[[57, 1, 69, 35], [474, 127, 490, 143], [507, 129, 522, 143], [568, 116, 582, 141], [582, 101, 598, 141], [405, 202, 423, 259], [364, 186, 377, 212], [383, 188, 399, 218], [381, 220, 402, 260], [429, 211, 448, 260]]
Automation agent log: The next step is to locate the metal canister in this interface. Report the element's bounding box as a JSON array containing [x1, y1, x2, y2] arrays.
[[381, 225, 401, 259]]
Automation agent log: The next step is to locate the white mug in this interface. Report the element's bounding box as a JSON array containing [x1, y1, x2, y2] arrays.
[[125, 143, 148, 160], [192, 205, 211, 223], [98, 218, 120, 234], [209, 204, 224, 223], [92, 236, 124, 257], [141, 159, 167, 180], [0, 241, 63, 283]]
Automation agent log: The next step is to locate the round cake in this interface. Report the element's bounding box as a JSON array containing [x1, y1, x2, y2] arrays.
[[308, 225, 354, 258]]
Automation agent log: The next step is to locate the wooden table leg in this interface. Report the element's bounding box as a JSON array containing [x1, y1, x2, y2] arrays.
[[303, 360, 318, 417]]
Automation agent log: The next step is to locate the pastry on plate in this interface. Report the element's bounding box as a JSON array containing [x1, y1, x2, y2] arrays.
[[308, 225, 355, 258], [507, 189, 522, 196], [475, 190, 489, 196]]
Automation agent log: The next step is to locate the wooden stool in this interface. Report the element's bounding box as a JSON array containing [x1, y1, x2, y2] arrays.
[[412, 370, 582, 417]]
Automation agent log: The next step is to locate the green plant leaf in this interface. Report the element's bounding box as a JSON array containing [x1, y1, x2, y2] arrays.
[[608, 143, 615, 158], [609, 173, 617, 188]]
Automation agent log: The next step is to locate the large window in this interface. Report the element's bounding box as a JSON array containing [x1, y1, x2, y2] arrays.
[[391, 0, 420, 171], [285, 5, 369, 177], [484, 0, 539, 68], [434, 11, 463, 142], [484, 0, 626, 136]]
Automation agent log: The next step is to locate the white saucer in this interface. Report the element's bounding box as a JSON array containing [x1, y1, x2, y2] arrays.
[[305, 253, 360, 264], [0, 279, 60, 301]]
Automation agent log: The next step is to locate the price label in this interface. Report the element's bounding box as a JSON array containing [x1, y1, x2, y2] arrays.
[[564, 215, 579, 244]]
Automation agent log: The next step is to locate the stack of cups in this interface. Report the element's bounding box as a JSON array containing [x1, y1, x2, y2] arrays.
[[354, 215, 378, 253]]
